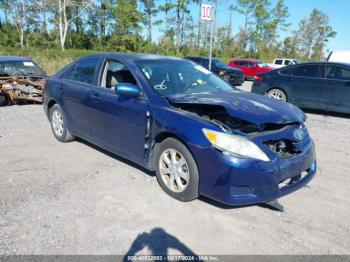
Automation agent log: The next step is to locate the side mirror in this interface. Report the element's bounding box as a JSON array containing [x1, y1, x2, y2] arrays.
[[115, 83, 141, 97]]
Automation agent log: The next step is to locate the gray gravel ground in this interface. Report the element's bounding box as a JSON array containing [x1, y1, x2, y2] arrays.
[[0, 81, 350, 255]]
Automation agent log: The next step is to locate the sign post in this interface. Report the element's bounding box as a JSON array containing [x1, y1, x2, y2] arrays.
[[201, 3, 214, 71]]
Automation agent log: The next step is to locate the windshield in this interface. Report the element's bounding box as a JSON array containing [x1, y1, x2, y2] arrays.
[[212, 59, 228, 68], [136, 59, 235, 97], [0, 60, 45, 77], [292, 59, 300, 64]]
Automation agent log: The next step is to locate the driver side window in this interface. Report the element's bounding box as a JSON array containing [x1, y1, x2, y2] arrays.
[[101, 60, 137, 89]]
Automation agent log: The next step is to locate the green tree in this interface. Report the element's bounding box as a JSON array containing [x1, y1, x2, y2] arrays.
[[107, 0, 142, 51], [231, 0, 259, 51], [281, 34, 299, 58], [140, 0, 158, 44], [297, 9, 336, 60]]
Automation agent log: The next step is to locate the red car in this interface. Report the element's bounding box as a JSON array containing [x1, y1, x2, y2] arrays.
[[228, 59, 273, 80]]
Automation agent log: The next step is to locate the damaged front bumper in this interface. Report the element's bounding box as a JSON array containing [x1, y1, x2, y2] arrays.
[[0, 77, 45, 104], [189, 130, 316, 206]]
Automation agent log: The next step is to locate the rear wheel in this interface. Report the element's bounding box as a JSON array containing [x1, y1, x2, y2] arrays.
[[49, 104, 75, 142], [267, 88, 287, 102], [154, 138, 199, 202], [0, 94, 8, 106]]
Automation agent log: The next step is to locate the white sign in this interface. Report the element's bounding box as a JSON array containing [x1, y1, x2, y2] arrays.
[[201, 4, 214, 21]]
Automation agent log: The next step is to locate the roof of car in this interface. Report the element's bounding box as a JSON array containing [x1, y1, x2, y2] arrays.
[[0, 56, 32, 62], [283, 61, 350, 67], [76, 53, 185, 62]]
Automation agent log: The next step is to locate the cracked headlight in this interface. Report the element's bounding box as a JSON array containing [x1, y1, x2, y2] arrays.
[[203, 128, 270, 162]]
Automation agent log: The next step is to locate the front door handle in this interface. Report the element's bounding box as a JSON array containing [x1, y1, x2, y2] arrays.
[[58, 84, 64, 90]]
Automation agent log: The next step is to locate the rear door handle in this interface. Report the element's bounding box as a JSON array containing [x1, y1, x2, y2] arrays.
[[91, 93, 100, 101]]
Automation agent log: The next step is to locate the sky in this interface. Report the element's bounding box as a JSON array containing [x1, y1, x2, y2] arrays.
[[194, 0, 350, 52]]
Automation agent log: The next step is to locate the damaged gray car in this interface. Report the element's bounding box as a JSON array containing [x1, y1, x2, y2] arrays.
[[0, 56, 46, 106]]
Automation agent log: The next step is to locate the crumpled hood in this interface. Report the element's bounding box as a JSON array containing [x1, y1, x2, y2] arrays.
[[168, 90, 305, 125]]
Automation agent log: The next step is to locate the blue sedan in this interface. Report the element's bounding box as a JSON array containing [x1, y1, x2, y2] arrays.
[[43, 53, 316, 206]]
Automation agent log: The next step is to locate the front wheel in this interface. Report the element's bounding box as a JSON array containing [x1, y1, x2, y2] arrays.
[[266, 88, 287, 102], [49, 104, 75, 142], [154, 138, 199, 202]]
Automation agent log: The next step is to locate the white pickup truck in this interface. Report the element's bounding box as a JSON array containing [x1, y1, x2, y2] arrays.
[[269, 58, 300, 69]]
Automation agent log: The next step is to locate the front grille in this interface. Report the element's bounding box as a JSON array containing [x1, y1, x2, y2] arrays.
[[264, 133, 310, 158]]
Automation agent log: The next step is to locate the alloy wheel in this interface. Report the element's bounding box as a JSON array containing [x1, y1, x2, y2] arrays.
[[267, 89, 287, 101], [159, 148, 190, 193], [52, 109, 64, 137]]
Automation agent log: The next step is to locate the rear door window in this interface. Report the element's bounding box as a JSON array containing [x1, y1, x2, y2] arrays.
[[326, 65, 350, 80], [62, 65, 75, 80], [62, 58, 99, 84], [73, 59, 99, 84], [292, 65, 322, 78]]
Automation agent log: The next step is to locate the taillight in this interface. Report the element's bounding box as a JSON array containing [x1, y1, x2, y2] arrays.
[[254, 75, 263, 81]]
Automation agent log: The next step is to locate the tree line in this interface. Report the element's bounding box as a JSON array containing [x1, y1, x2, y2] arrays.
[[0, 0, 337, 61]]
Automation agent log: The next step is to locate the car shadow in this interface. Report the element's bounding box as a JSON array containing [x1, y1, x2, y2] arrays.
[[76, 138, 155, 178], [302, 108, 350, 119], [123, 228, 203, 261]]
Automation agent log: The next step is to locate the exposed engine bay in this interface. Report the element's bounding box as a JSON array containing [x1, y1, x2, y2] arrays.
[[172, 103, 299, 134], [0, 77, 45, 105]]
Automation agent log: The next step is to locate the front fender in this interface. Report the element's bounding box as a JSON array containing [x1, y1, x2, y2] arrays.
[[151, 106, 222, 149]]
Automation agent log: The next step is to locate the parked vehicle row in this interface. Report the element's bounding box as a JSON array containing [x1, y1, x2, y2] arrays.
[[42, 54, 316, 206], [185, 56, 244, 86]]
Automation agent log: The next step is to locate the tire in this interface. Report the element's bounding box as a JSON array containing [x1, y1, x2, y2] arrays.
[[49, 104, 75, 142], [266, 88, 287, 102], [154, 138, 199, 202], [0, 94, 8, 106]]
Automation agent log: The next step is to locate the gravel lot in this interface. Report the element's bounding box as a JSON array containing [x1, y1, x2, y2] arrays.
[[0, 81, 350, 255]]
